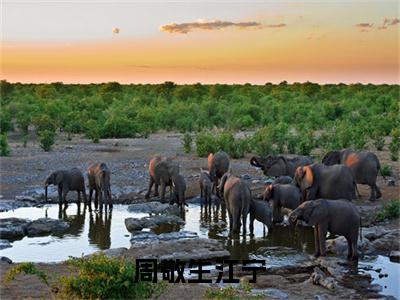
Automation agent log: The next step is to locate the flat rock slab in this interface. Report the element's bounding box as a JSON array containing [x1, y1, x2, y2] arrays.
[[127, 201, 180, 215], [128, 238, 230, 261], [125, 215, 185, 232], [0, 218, 30, 239], [130, 231, 198, 245], [0, 200, 33, 212], [389, 251, 400, 263], [25, 218, 70, 236], [0, 239, 12, 250]]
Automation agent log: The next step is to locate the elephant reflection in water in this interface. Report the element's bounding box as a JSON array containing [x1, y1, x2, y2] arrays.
[[88, 210, 112, 250], [200, 202, 228, 240], [57, 203, 86, 236]]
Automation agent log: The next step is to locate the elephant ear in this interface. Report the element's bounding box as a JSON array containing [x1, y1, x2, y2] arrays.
[[218, 173, 229, 193], [277, 156, 289, 174], [305, 201, 326, 226], [250, 156, 263, 168], [263, 184, 274, 201], [207, 153, 214, 172], [54, 171, 64, 185], [302, 166, 313, 190], [294, 167, 304, 187], [322, 151, 340, 165]]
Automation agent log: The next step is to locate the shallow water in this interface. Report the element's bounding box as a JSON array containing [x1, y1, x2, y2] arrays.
[[0, 202, 398, 297]]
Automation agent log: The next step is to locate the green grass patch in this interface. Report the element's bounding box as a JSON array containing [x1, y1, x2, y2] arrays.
[[375, 200, 400, 222]]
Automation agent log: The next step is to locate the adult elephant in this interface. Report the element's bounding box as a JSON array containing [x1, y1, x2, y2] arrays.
[[294, 164, 356, 201], [208, 151, 230, 195], [87, 163, 112, 210], [45, 168, 87, 207], [250, 155, 312, 178], [322, 149, 382, 201], [145, 156, 180, 202], [218, 172, 251, 235]]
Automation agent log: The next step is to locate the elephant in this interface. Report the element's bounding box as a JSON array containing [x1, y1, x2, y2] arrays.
[[199, 168, 212, 204], [218, 172, 251, 235], [250, 155, 313, 178], [208, 151, 230, 196], [45, 168, 87, 207], [294, 164, 356, 201], [288, 199, 361, 260], [249, 199, 273, 233], [145, 156, 179, 202], [322, 149, 382, 201], [263, 183, 302, 223], [171, 173, 187, 208], [272, 176, 293, 185], [87, 163, 112, 210]]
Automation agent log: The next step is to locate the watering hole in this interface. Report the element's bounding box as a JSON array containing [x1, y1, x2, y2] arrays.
[[0, 202, 398, 297]]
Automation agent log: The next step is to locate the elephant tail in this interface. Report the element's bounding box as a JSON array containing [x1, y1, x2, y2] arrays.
[[377, 159, 387, 180]]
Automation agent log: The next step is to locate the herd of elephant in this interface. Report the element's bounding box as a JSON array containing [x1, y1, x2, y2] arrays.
[[44, 148, 384, 260]]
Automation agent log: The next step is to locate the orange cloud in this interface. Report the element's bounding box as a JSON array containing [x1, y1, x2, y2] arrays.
[[265, 23, 287, 28], [355, 23, 374, 28], [160, 20, 261, 34], [379, 17, 399, 30]]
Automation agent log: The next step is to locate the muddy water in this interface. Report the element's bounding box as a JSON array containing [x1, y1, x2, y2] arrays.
[[0, 203, 398, 297]]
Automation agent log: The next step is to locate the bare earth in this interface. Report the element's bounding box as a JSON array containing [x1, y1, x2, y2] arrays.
[[0, 132, 399, 299]]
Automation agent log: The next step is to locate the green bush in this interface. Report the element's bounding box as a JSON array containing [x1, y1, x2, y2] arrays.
[[389, 129, 400, 161], [251, 127, 275, 156], [85, 120, 101, 143], [59, 254, 163, 299], [182, 132, 193, 153], [0, 134, 10, 156], [380, 164, 392, 177], [0, 110, 13, 133], [38, 130, 56, 151], [4, 263, 48, 286], [375, 200, 400, 222], [372, 130, 385, 151], [195, 131, 218, 157]]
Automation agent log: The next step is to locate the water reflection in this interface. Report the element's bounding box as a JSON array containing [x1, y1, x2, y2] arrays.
[[88, 209, 112, 249], [57, 204, 86, 237]]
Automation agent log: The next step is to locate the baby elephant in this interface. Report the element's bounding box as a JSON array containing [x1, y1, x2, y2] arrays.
[[45, 168, 87, 206], [218, 173, 251, 235], [171, 174, 187, 208], [264, 184, 302, 223], [289, 199, 361, 260], [87, 163, 112, 210], [199, 169, 212, 204], [249, 199, 273, 233]]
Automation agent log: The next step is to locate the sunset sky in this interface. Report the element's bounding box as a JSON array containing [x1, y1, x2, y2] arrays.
[[1, 0, 399, 84]]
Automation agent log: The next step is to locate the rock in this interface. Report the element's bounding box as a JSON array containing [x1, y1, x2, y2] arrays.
[[125, 215, 185, 232], [307, 266, 337, 291], [263, 288, 289, 300], [0, 256, 12, 264], [326, 236, 375, 256], [370, 229, 400, 252], [130, 231, 198, 245], [15, 196, 37, 202], [125, 218, 144, 232], [128, 238, 229, 261], [0, 200, 31, 212], [252, 180, 261, 184], [0, 218, 30, 239], [87, 247, 128, 258], [368, 284, 383, 293], [127, 201, 180, 215], [386, 179, 395, 186], [25, 218, 69, 236], [389, 251, 400, 262], [0, 239, 12, 250], [240, 174, 252, 180]]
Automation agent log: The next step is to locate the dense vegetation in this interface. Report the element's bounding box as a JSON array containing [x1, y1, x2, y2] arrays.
[[1, 80, 398, 157]]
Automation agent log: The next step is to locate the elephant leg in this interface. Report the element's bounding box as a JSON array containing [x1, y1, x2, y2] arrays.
[[314, 226, 321, 257], [200, 187, 203, 201], [368, 184, 376, 201], [231, 206, 241, 234], [346, 237, 353, 260], [62, 189, 69, 206], [160, 182, 166, 203], [318, 224, 328, 256], [249, 212, 255, 233], [99, 188, 103, 212], [145, 177, 154, 199], [154, 183, 159, 197], [351, 238, 359, 261], [375, 184, 382, 199], [58, 186, 63, 205], [228, 210, 233, 232], [89, 188, 93, 204], [242, 212, 247, 235], [94, 189, 99, 210], [77, 191, 81, 204]]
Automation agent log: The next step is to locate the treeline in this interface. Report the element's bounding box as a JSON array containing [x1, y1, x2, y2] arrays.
[[0, 80, 399, 158]]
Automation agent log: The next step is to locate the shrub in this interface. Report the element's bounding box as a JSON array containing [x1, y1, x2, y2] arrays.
[[38, 130, 56, 151], [195, 131, 218, 157], [59, 254, 163, 299], [22, 134, 28, 148], [4, 262, 48, 286], [371, 130, 385, 151], [0, 110, 13, 133], [380, 164, 392, 177], [85, 120, 101, 143], [389, 129, 400, 161], [251, 127, 275, 156], [182, 132, 193, 153], [375, 200, 400, 222], [296, 130, 314, 156], [0, 134, 10, 156]]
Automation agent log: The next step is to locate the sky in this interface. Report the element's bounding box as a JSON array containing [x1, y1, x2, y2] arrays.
[[1, 0, 399, 84]]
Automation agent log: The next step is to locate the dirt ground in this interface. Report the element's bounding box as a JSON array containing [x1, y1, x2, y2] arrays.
[[0, 132, 399, 299]]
